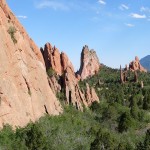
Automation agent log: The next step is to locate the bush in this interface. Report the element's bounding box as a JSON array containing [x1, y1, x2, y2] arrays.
[[7, 26, 17, 44], [90, 128, 116, 150], [47, 67, 56, 77]]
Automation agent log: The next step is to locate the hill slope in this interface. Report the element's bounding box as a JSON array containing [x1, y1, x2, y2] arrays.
[[0, 66, 150, 149], [140, 55, 150, 71]]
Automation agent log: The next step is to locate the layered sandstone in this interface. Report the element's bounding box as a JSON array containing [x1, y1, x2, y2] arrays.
[[42, 43, 62, 75], [41, 43, 100, 110], [42, 43, 75, 75], [77, 45, 100, 80], [63, 67, 88, 111], [85, 83, 99, 106], [0, 0, 62, 127], [129, 56, 147, 72]]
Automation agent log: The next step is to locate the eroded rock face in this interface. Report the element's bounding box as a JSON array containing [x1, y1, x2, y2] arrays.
[[63, 67, 88, 111], [0, 0, 62, 128], [41, 43, 100, 110], [77, 45, 100, 80], [48, 76, 61, 94], [85, 83, 99, 106], [43, 43, 62, 75], [129, 56, 147, 72], [42, 43, 75, 76]]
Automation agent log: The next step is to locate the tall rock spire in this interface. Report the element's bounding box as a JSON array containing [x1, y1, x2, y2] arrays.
[[77, 45, 100, 80], [120, 65, 124, 84]]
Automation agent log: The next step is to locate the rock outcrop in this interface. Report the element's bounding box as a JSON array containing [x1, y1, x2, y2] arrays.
[[63, 67, 88, 111], [41, 43, 100, 110], [42, 43, 75, 75], [77, 45, 100, 80], [42, 43, 62, 75], [129, 56, 147, 72], [85, 83, 99, 106], [120, 56, 147, 84], [0, 0, 62, 127]]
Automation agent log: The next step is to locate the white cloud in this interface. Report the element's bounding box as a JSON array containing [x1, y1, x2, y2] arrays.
[[36, 0, 69, 11], [140, 6, 150, 13], [125, 23, 135, 27], [16, 15, 27, 19], [130, 13, 146, 19], [98, 0, 106, 5], [119, 4, 129, 10]]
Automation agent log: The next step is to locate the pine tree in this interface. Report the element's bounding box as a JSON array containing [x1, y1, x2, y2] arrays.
[[118, 112, 132, 133]]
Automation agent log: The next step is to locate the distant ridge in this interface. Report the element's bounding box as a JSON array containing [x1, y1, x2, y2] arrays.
[[140, 55, 150, 71]]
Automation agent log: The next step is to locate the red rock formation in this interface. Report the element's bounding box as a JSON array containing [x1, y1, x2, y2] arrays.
[[63, 67, 88, 111], [41, 43, 100, 110], [61, 52, 75, 73], [42, 43, 75, 76], [77, 45, 100, 80], [48, 76, 61, 94], [129, 56, 147, 72], [85, 83, 99, 106], [0, 0, 62, 127], [43, 43, 62, 75]]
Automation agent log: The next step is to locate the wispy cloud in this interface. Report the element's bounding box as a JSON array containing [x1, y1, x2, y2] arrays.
[[140, 6, 150, 13], [98, 0, 106, 5], [16, 15, 28, 19], [36, 0, 69, 11], [119, 4, 129, 11], [125, 23, 135, 27], [130, 13, 146, 19]]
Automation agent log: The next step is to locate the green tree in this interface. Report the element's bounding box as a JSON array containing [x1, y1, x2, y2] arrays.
[[118, 112, 132, 133], [130, 96, 139, 119], [25, 124, 47, 150], [143, 94, 149, 110], [90, 128, 116, 150], [144, 129, 150, 150]]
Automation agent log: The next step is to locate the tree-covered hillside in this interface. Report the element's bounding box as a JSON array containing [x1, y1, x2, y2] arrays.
[[0, 65, 150, 150]]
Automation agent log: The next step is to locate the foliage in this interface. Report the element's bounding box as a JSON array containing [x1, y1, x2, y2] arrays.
[[7, 26, 17, 44], [118, 112, 133, 133], [0, 65, 150, 149], [47, 67, 56, 77]]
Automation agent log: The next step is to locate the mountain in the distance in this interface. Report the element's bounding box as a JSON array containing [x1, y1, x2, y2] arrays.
[[140, 55, 150, 71]]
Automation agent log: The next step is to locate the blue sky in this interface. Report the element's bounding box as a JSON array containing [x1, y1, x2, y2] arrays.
[[7, 0, 150, 70]]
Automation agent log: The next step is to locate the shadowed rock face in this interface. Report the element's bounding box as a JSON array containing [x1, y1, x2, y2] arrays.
[[0, 0, 62, 128], [41, 44, 100, 111], [42, 43, 75, 75], [77, 45, 100, 80], [129, 56, 147, 72]]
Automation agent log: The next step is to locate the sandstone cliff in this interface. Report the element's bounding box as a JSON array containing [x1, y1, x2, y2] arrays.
[[41, 43, 100, 110], [77, 45, 100, 80], [0, 0, 62, 127], [42, 43, 74, 75]]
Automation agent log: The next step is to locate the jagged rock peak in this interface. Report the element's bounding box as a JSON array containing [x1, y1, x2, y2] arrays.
[[43, 43, 62, 75], [0, 1, 62, 127], [77, 45, 100, 80], [41, 43, 100, 111], [42, 43, 75, 75], [129, 56, 147, 72]]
